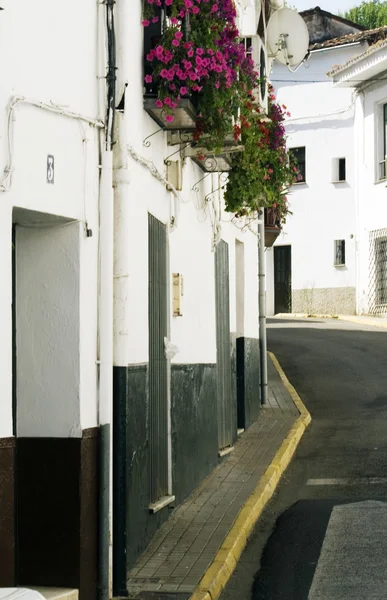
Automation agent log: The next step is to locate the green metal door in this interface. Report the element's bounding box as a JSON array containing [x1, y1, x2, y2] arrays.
[[148, 213, 168, 502], [215, 240, 234, 450]]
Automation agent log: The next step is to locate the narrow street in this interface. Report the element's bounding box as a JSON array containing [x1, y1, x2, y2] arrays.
[[221, 317, 387, 600]]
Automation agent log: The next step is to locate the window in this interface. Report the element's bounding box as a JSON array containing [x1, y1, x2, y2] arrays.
[[334, 240, 345, 266], [289, 147, 306, 183], [331, 157, 346, 182], [378, 104, 387, 181], [339, 158, 346, 181]]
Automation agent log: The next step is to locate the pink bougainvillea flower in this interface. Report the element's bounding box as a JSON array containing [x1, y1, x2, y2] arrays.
[[184, 0, 193, 7], [144, 74, 153, 83], [169, 84, 176, 91], [211, 3, 218, 11], [155, 99, 163, 108], [152, 16, 159, 23], [179, 9, 185, 17], [192, 6, 200, 13], [165, 114, 175, 123], [175, 31, 183, 40], [187, 48, 194, 57], [215, 81, 220, 89], [170, 101, 178, 109], [171, 17, 179, 24], [180, 86, 188, 95], [164, 97, 172, 106], [196, 48, 204, 56], [142, 19, 150, 26], [160, 69, 168, 78], [172, 39, 180, 47], [147, 0, 154, 3], [165, 0, 173, 4]]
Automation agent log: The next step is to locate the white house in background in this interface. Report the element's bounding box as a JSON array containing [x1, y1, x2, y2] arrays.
[[330, 39, 387, 316], [266, 8, 387, 316]]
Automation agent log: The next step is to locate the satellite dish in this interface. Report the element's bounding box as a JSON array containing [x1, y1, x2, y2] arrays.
[[266, 8, 309, 68]]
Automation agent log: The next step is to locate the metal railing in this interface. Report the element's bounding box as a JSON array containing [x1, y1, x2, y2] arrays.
[[369, 228, 387, 314]]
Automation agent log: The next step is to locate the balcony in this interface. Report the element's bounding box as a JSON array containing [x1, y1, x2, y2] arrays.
[[143, 97, 197, 131], [183, 144, 244, 173], [264, 207, 282, 247]]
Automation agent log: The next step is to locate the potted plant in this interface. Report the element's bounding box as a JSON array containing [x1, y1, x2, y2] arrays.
[[142, 0, 258, 150]]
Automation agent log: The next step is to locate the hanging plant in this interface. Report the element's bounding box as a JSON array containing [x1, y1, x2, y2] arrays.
[[142, 0, 258, 149], [224, 86, 297, 224]]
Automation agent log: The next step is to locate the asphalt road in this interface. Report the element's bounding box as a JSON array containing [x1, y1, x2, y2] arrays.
[[220, 317, 387, 600]]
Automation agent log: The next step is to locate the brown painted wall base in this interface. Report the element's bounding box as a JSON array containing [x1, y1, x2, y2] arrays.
[[0, 437, 15, 587], [16, 429, 99, 600]]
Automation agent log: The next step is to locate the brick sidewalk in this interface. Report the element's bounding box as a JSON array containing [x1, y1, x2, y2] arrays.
[[127, 355, 299, 598]]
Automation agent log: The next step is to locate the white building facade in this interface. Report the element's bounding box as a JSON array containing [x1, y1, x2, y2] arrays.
[[331, 38, 387, 316], [266, 9, 382, 317], [0, 1, 290, 598]]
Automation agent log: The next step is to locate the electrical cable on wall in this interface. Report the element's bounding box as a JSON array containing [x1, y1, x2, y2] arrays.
[[106, 0, 116, 150], [127, 143, 222, 249], [0, 96, 103, 193]]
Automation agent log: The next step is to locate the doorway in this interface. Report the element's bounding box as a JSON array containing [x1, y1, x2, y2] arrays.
[[148, 213, 169, 503], [274, 245, 292, 314], [215, 240, 235, 450]]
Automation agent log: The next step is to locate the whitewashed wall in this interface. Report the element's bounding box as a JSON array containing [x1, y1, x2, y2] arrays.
[[113, 3, 259, 368], [267, 45, 366, 315], [354, 82, 387, 314], [0, 0, 101, 437]]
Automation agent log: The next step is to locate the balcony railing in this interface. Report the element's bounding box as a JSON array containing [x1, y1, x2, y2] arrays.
[[264, 207, 282, 247]]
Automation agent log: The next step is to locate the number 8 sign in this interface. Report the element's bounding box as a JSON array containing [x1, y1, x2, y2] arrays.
[[47, 155, 55, 184]]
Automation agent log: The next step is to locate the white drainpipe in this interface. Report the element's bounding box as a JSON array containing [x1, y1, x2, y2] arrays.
[[98, 149, 114, 600]]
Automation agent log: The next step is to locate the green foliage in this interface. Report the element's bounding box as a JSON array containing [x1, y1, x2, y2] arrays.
[[224, 88, 296, 223], [340, 0, 387, 29]]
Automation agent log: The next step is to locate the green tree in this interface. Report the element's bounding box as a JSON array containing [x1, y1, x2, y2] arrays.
[[339, 0, 387, 29]]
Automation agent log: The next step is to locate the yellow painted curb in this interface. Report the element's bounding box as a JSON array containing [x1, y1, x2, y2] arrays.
[[189, 353, 311, 600]]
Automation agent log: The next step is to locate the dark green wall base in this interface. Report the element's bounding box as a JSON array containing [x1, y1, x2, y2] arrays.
[[171, 364, 218, 504], [113, 362, 217, 595], [236, 337, 261, 430]]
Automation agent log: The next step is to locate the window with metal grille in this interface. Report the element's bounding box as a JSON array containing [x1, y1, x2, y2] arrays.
[[375, 238, 387, 305], [289, 147, 306, 183], [334, 240, 345, 266]]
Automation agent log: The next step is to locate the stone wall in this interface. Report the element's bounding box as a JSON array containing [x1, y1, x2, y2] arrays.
[[292, 287, 356, 316]]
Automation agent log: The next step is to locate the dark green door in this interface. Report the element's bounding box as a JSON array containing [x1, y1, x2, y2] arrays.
[[215, 240, 234, 450], [148, 213, 169, 502], [274, 245, 292, 314]]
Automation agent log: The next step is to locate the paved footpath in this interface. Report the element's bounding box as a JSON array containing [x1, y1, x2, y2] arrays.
[[221, 317, 387, 600], [126, 355, 306, 599]]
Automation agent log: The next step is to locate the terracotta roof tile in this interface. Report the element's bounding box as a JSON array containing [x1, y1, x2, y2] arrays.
[[310, 25, 387, 51], [327, 37, 387, 77]]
